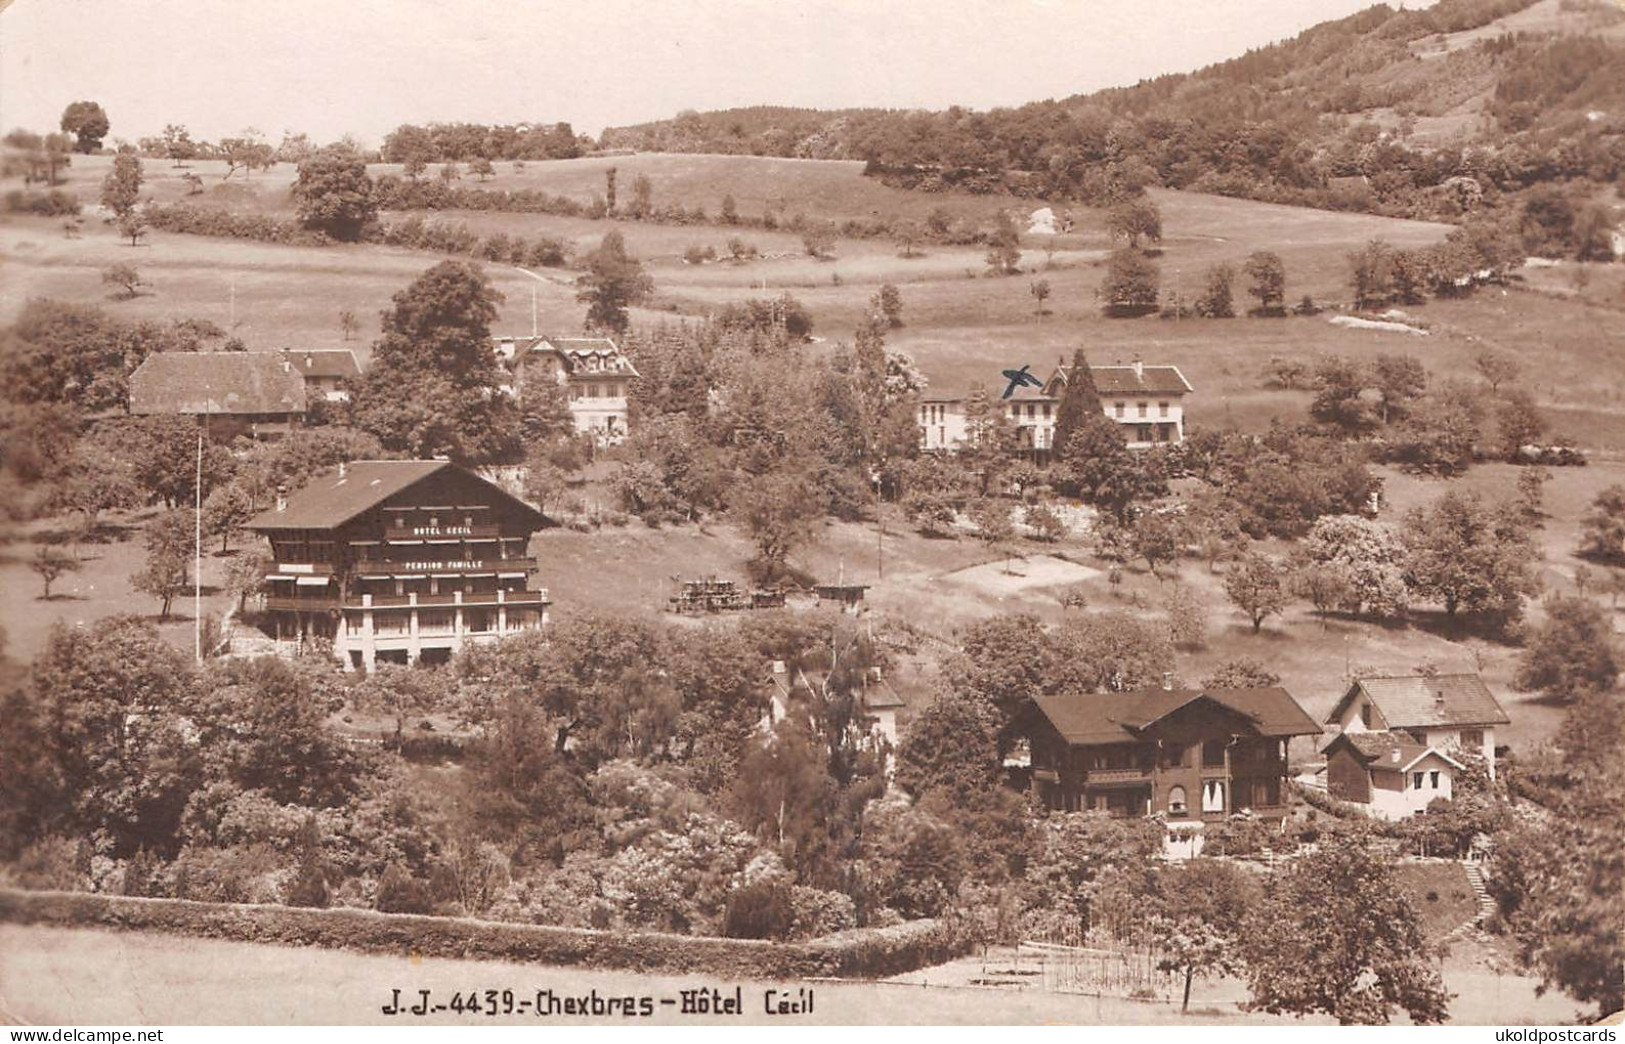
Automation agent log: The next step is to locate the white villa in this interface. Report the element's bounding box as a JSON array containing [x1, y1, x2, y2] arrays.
[[918, 359, 1193, 455], [494, 335, 639, 445]]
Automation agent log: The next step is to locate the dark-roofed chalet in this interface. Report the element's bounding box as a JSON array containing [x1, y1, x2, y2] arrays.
[[1023, 685, 1320, 821], [128, 351, 308, 439], [245, 460, 549, 670], [279, 349, 362, 402], [1324, 673, 1509, 778]]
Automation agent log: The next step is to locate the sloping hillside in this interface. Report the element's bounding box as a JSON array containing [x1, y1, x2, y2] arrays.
[[600, 0, 1625, 223]]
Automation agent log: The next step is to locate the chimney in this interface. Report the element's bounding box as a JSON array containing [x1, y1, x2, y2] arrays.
[[1132, 357, 1145, 380], [1162, 671, 1174, 691], [1390, 748, 1401, 764], [772, 660, 786, 675], [870, 666, 883, 682], [281, 358, 291, 373], [275, 485, 288, 512], [305, 354, 313, 369]]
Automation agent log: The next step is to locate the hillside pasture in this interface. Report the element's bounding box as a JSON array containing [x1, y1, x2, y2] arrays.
[[16, 152, 1625, 452], [0, 509, 237, 663], [0, 217, 658, 353]]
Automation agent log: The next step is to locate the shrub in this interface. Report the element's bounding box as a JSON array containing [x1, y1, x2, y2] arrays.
[[8, 838, 89, 892], [375, 863, 433, 915], [3, 189, 81, 216], [723, 879, 795, 940]]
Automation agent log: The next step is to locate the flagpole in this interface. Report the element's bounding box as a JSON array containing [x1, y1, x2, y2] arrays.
[[195, 429, 203, 663]]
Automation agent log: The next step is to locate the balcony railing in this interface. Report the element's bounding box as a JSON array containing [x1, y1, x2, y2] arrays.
[[270, 562, 336, 576], [265, 595, 340, 612], [342, 589, 551, 611], [1084, 767, 1151, 783], [353, 556, 537, 574]]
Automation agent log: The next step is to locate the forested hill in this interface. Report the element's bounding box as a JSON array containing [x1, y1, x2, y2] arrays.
[[598, 0, 1625, 222]]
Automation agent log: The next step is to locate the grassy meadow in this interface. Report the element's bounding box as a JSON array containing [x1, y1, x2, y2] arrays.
[[12, 152, 1623, 445]]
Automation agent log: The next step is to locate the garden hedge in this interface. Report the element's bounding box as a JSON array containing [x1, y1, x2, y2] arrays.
[[0, 889, 968, 980]]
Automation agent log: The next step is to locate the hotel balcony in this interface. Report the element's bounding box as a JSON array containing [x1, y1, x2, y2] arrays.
[[344, 589, 550, 610], [1083, 767, 1152, 784], [265, 594, 342, 612], [352, 556, 538, 575]]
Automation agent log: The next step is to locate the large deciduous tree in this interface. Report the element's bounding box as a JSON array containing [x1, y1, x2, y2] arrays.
[[1578, 485, 1625, 566], [100, 153, 143, 217], [730, 468, 824, 584], [1402, 491, 1537, 627], [1224, 552, 1286, 633], [1243, 837, 1450, 1024], [1055, 414, 1163, 523], [60, 101, 110, 153], [895, 691, 1002, 802], [1105, 196, 1162, 250], [28, 617, 198, 854], [576, 231, 652, 335], [1101, 248, 1160, 316], [1513, 595, 1621, 701], [291, 147, 377, 241], [349, 261, 519, 464], [1303, 515, 1409, 619], [1243, 250, 1287, 316], [983, 212, 1021, 275]]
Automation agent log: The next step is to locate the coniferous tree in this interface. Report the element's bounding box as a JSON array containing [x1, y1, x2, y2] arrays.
[[1051, 348, 1102, 460]]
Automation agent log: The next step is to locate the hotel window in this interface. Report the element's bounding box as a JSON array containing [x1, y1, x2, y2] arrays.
[[1137, 401, 1148, 417], [1167, 786, 1187, 815], [1430, 771, 1440, 789], [1158, 401, 1169, 417], [1026, 404, 1036, 419], [1114, 401, 1125, 418], [1412, 771, 1424, 789], [1460, 728, 1484, 748], [1360, 703, 1374, 728], [1202, 780, 1225, 813], [1042, 403, 1051, 417]]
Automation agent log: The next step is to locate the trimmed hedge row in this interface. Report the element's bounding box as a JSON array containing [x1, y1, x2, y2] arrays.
[[0, 889, 968, 980]]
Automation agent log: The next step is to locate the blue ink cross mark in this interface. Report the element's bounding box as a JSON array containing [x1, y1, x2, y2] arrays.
[[1001, 364, 1043, 399]]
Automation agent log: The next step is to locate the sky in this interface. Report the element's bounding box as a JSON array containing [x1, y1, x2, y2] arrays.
[[1, 0, 1420, 147]]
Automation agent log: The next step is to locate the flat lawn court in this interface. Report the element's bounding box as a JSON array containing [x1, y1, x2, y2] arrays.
[[0, 923, 1592, 1026]]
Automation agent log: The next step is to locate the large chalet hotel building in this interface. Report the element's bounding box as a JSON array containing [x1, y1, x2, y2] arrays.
[[919, 359, 1193, 455], [246, 460, 550, 670]]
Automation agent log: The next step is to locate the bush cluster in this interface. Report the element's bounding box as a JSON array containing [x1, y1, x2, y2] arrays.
[[365, 217, 569, 268], [144, 204, 331, 246], [138, 203, 570, 269], [3, 189, 81, 216]]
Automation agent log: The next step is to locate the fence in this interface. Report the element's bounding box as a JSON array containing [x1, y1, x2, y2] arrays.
[[1020, 940, 1180, 1002]]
